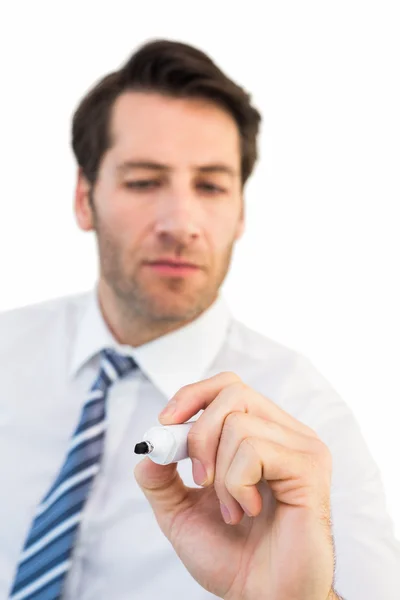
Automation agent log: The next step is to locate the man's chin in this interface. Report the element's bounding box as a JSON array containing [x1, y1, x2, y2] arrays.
[[138, 289, 210, 323], [144, 300, 203, 323]]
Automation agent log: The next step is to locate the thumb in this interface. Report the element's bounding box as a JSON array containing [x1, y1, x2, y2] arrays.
[[134, 457, 189, 532]]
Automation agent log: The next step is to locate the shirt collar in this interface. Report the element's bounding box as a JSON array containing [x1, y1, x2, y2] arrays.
[[69, 284, 232, 399]]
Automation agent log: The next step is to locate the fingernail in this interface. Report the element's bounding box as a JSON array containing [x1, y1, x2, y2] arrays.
[[220, 502, 232, 524], [192, 459, 208, 486], [159, 399, 177, 419]]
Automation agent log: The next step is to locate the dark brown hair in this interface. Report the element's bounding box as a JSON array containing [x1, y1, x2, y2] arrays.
[[71, 39, 262, 190]]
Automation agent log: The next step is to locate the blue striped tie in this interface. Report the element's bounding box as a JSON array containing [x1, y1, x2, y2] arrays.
[[9, 348, 138, 600]]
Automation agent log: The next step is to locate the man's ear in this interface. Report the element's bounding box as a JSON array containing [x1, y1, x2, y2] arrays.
[[235, 195, 245, 240], [74, 168, 95, 232]]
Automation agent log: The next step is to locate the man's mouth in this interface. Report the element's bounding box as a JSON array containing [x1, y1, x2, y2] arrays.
[[144, 259, 202, 276]]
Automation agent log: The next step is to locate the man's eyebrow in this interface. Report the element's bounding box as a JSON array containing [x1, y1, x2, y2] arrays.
[[116, 161, 238, 177]]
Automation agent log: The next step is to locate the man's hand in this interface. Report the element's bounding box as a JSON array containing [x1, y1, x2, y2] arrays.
[[134, 372, 335, 600]]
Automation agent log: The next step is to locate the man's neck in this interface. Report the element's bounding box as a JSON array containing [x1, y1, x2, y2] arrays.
[[96, 282, 208, 347]]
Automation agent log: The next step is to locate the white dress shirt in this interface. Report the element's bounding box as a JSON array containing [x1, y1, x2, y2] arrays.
[[0, 285, 399, 600]]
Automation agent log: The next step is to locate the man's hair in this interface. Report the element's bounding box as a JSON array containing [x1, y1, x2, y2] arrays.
[[71, 39, 262, 190]]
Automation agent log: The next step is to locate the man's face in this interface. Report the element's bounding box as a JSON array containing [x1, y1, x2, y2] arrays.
[[75, 91, 244, 324]]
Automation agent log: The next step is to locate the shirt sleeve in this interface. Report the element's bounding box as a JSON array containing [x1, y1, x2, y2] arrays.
[[292, 357, 400, 599], [328, 405, 400, 599]]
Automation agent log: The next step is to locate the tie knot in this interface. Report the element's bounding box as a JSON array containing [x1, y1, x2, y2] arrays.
[[100, 348, 138, 381]]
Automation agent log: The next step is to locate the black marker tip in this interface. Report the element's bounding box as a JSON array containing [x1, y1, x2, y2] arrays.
[[134, 441, 150, 454]]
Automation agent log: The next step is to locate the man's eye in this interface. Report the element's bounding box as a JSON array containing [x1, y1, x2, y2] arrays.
[[198, 183, 225, 193], [125, 180, 160, 190], [124, 181, 225, 193]]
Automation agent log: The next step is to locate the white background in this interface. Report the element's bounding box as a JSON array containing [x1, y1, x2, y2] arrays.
[[0, 2, 399, 539]]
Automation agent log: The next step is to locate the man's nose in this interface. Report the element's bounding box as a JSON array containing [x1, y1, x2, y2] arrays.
[[154, 192, 201, 245]]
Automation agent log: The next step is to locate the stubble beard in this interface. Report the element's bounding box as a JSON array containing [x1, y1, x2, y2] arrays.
[[94, 219, 235, 329]]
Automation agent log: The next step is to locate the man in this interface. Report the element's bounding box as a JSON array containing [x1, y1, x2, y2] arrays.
[[0, 38, 398, 600]]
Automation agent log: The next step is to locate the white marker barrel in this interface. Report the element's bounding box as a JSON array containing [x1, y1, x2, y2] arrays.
[[140, 420, 196, 465]]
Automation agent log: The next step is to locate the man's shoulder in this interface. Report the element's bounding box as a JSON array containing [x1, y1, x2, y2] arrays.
[[228, 317, 305, 367], [226, 317, 336, 402], [0, 290, 91, 352]]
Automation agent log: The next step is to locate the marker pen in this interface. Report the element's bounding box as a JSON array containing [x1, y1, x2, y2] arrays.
[[134, 420, 196, 465]]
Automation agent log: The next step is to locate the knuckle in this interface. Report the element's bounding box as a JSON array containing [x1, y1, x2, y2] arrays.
[[173, 382, 192, 398], [224, 471, 241, 496], [187, 425, 206, 453], [220, 371, 242, 385], [242, 435, 258, 450], [305, 439, 332, 477], [306, 452, 319, 471], [263, 419, 281, 435], [299, 422, 319, 439], [223, 411, 244, 432], [312, 437, 331, 462], [231, 379, 246, 391], [225, 380, 248, 401]]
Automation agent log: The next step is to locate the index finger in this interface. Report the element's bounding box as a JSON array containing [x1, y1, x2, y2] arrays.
[[158, 371, 317, 438]]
